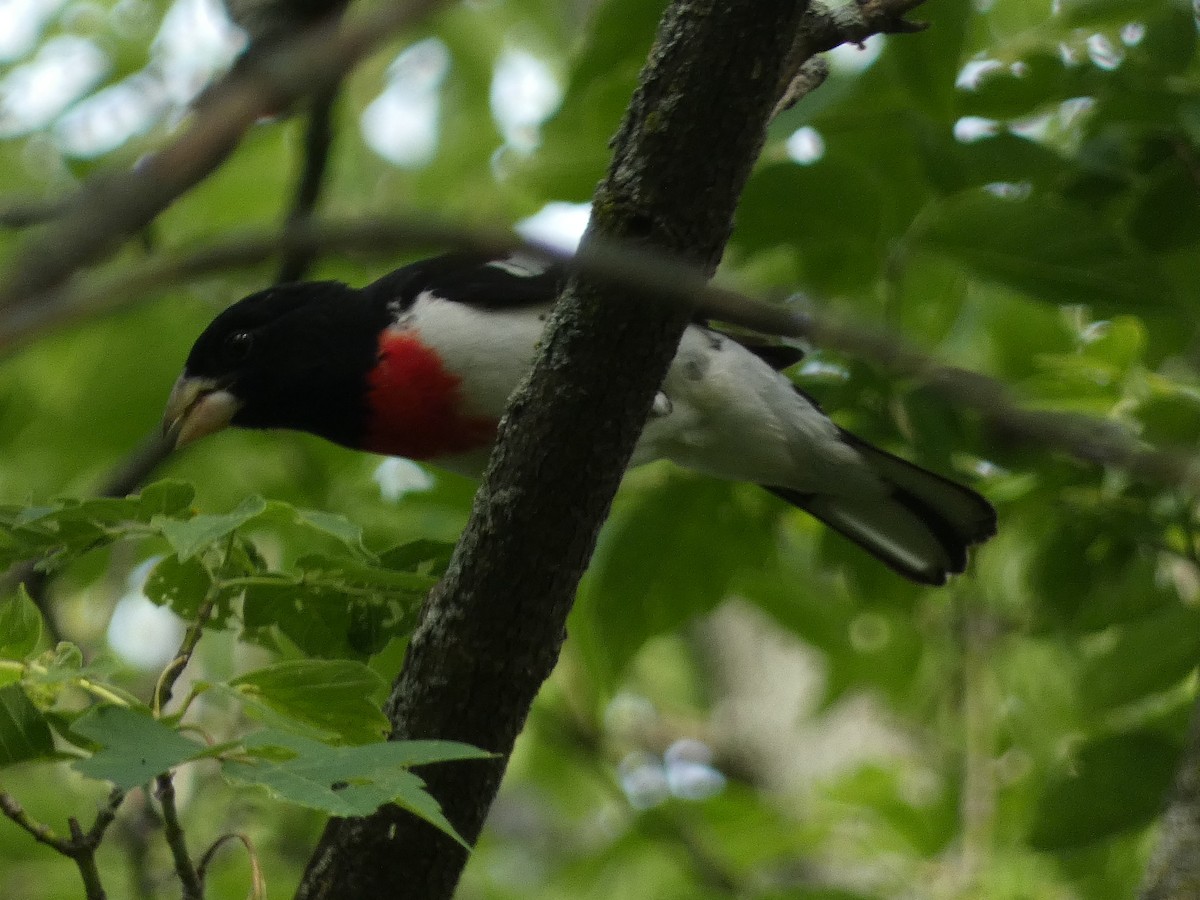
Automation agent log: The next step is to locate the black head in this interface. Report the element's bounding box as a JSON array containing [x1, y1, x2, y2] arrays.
[[165, 281, 390, 449]]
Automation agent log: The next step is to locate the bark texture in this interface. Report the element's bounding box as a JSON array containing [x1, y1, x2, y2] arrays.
[[1141, 704, 1200, 899], [295, 0, 809, 896]]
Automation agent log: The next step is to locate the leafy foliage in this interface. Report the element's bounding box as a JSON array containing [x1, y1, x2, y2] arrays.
[[0, 483, 470, 845]]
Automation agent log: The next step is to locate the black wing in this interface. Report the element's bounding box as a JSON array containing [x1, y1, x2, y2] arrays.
[[365, 252, 564, 311]]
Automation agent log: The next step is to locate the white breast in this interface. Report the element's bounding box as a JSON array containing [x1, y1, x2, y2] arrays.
[[400, 291, 869, 493]]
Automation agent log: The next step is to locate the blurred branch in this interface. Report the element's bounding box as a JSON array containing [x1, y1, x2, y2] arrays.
[[0, 0, 453, 315], [0, 198, 70, 229], [0, 0, 924, 319], [116, 792, 162, 900], [4, 213, 1199, 498], [277, 84, 341, 284]]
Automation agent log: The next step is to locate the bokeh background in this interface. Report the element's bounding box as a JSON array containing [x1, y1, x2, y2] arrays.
[[2, 0, 1200, 896]]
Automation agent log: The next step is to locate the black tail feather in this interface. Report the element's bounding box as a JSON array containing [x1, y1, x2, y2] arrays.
[[766, 431, 996, 585]]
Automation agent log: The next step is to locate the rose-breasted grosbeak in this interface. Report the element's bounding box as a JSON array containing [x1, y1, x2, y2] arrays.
[[163, 253, 995, 584]]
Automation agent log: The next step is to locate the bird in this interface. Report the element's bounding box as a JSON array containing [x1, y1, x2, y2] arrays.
[[163, 252, 996, 585]]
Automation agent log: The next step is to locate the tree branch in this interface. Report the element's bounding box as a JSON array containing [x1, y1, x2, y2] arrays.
[[276, 85, 340, 284], [3, 212, 1196, 499], [0, 0, 452, 315], [0, 788, 123, 900], [1141, 702, 1200, 899], [294, 0, 813, 896]]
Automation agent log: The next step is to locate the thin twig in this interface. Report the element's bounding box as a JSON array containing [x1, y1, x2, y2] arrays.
[[156, 774, 202, 900], [198, 833, 267, 899], [154, 581, 222, 716], [87, 788, 127, 846], [150, 580, 223, 900], [68, 816, 108, 900], [0, 789, 122, 900], [0, 791, 74, 854]]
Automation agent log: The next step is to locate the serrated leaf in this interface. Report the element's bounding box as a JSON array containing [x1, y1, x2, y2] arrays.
[[0, 684, 55, 766], [238, 553, 431, 658], [144, 554, 213, 619], [230, 660, 389, 744], [223, 730, 490, 844], [1029, 731, 1180, 850], [155, 495, 267, 561], [252, 502, 375, 561], [71, 705, 216, 789], [0, 586, 43, 659]]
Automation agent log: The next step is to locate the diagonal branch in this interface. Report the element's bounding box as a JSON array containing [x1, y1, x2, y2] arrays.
[[294, 0, 821, 896], [0, 0, 452, 315]]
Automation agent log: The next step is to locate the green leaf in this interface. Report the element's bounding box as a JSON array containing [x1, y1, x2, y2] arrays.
[[573, 474, 774, 688], [133, 480, 196, 518], [251, 501, 376, 561], [1080, 604, 1200, 712], [1128, 159, 1200, 252], [223, 730, 490, 844], [291, 508, 370, 555], [916, 192, 1172, 310], [155, 495, 267, 561], [378, 540, 456, 575], [143, 554, 214, 619], [1029, 731, 1180, 850], [0, 685, 55, 766], [241, 555, 429, 659], [0, 586, 43, 659], [230, 660, 389, 744], [71, 705, 216, 789], [884, 0, 971, 120]]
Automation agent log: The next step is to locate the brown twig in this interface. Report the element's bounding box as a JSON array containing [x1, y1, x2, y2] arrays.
[[198, 833, 267, 898], [0, 787, 125, 900], [156, 774, 202, 900], [0, 791, 74, 854], [149, 579, 223, 899]]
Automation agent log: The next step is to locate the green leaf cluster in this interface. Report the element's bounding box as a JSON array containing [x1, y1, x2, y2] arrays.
[[0, 481, 479, 844]]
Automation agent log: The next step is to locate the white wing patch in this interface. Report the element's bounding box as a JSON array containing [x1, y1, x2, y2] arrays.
[[486, 254, 550, 278]]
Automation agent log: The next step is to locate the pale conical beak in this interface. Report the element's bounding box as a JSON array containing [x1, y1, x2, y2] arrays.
[[162, 376, 241, 448]]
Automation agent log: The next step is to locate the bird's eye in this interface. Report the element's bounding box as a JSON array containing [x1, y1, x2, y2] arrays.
[[224, 331, 253, 362]]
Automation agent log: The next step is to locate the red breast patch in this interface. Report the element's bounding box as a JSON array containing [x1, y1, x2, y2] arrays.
[[363, 330, 496, 459]]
